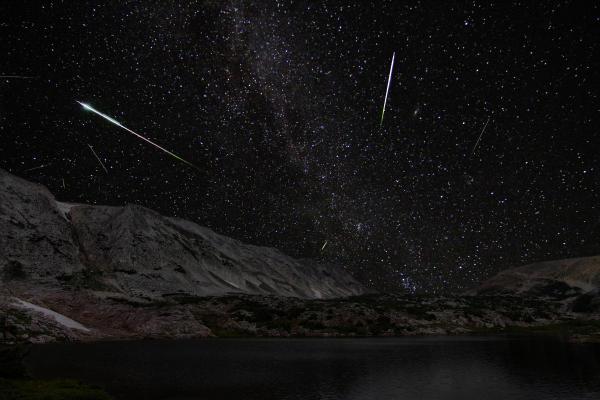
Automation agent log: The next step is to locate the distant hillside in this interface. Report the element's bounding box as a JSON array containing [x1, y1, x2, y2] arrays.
[[0, 168, 365, 300], [474, 256, 600, 299]]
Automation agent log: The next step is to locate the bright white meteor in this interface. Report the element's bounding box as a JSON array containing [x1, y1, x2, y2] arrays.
[[77, 101, 198, 170], [380, 52, 396, 127]]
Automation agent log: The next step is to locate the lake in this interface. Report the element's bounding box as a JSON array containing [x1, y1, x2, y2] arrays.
[[26, 336, 600, 400]]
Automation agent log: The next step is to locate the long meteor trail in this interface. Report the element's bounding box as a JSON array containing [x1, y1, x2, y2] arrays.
[[380, 52, 396, 127], [77, 101, 199, 170]]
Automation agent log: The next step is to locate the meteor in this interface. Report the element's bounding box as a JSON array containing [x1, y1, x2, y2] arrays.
[[380, 52, 396, 127], [320, 240, 328, 252], [77, 101, 199, 170], [23, 164, 49, 172], [0, 75, 36, 79], [87, 144, 108, 174], [471, 117, 491, 155]]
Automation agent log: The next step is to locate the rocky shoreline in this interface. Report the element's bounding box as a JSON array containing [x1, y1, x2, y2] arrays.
[[2, 291, 599, 344]]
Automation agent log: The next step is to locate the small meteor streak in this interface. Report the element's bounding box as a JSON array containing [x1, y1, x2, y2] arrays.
[[320, 240, 328, 252], [87, 144, 108, 174], [0, 75, 36, 79], [23, 164, 49, 172], [380, 52, 396, 127], [471, 117, 490, 155], [77, 101, 199, 170]]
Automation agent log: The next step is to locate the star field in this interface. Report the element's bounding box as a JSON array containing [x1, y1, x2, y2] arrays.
[[1, 1, 598, 293]]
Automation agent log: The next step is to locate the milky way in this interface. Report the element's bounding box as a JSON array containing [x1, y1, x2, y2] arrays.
[[0, 1, 598, 292]]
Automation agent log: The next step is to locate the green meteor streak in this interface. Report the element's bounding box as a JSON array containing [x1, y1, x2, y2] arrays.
[[77, 101, 199, 171]]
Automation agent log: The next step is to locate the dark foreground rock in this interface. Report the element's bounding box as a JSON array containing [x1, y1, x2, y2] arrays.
[[0, 378, 113, 400], [0, 344, 113, 400]]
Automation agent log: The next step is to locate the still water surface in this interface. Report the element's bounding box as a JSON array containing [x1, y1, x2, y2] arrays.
[[27, 336, 600, 400]]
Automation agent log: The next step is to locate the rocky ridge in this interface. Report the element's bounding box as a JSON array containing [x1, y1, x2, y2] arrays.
[[0, 168, 365, 300]]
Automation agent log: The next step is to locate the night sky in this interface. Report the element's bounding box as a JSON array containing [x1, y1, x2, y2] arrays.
[[1, 1, 598, 293]]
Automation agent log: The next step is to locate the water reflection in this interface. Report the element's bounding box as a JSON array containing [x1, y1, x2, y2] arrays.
[[27, 336, 600, 400]]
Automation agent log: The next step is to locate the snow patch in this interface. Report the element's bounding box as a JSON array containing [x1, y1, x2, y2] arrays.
[[56, 201, 77, 220], [12, 298, 90, 332], [224, 279, 240, 289]]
